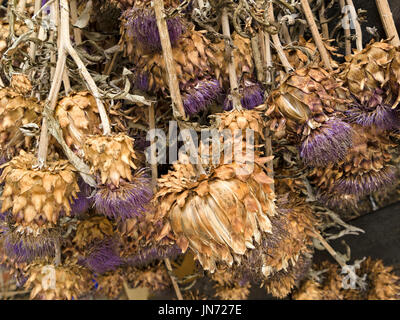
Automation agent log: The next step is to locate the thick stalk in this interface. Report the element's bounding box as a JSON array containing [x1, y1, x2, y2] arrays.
[[319, 0, 329, 39], [37, 0, 68, 167], [300, 0, 332, 70], [153, 0, 187, 120], [375, 0, 400, 46], [70, 0, 82, 44], [251, 35, 264, 82], [340, 0, 352, 55], [221, 8, 241, 110], [267, 3, 293, 73], [346, 0, 363, 51]]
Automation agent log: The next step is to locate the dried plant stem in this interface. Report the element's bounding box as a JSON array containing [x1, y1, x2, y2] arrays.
[[154, 0, 205, 175], [164, 257, 184, 300], [313, 232, 346, 268], [267, 3, 293, 73], [149, 103, 158, 191], [16, 0, 26, 14], [70, 0, 82, 45], [251, 35, 264, 82], [221, 8, 241, 110], [346, 0, 363, 51], [375, 0, 400, 46], [281, 23, 292, 44], [154, 0, 187, 120], [300, 0, 332, 70], [264, 32, 273, 83], [37, 0, 111, 167], [261, 28, 274, 192], [339, 0, 352, 55], [319, 0, 329, 39], [28, 0, 42, 62]]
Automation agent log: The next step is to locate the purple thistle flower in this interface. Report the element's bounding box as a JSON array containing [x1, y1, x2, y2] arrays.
[[345, 90, 399, 130], [224, 80, 264, 111], [182, 78, 222, 115], [125, 244, 182, 267], [334, 165, 398, 197], [124, 8, 184, 52], [84, 238, 123, 274], [69, 179, 93, 218], [94, 171, 153, 221], [300, 118, 353, 167], [2, 228, 59, 263]]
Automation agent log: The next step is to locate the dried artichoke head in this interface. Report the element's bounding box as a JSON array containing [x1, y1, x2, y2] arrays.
[[155, 157, 276, 272], [267, 67, 353, 167], [25, 263, 90, 300], [0, 87, 42, 158], [341, 40, 400, 108], [55, 92, 102, 155], [0, 151, 80, 229], [83, 133, 137, 187], [73, 216, 114, 249]]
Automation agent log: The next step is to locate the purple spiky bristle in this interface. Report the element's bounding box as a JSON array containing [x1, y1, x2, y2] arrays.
[[2, 228, 59, 263], [182, 78, 222, 115], [69, 179, 93, 217], [224, 80, 264, 111], [94, 170, 153, 221], [84, 238, 123, 274], [125, 244, 182, 267], [123, 8, 184, 52], [345, 90, 399, 130], [334, 165, 398, 197], [300, 118, 353, 167]]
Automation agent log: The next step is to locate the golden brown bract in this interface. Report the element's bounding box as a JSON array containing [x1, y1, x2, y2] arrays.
[[211, 33, 254, 87], [126, 25, 214, 92], [0, 151, 80, 228], [0, 88, 42, 158], [155, 160, 276, 272], [267, 67, 349, 139], [73, 216, 114, 249], [55, 92, 102, 154], [340, 40, 400, 107], [25, 263, 91, 300], [83, 133, 137, 186]]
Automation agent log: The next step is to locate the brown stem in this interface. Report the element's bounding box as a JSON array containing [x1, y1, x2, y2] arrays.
[[70, 0, 82, 45], [313, 232, 346, 268], [154, 0, 187, 120], [319, 0, 329, 39], [37, 0, 68, 167], [339, 0, 352, 55], [164, 257, 183, 300], [267, 3, 293, 73], [300, 0, 332, 70], [251, 35, 264, 82], [221, 8, 242, 110], [375, 0, 400, 46], [346, 0, 363, 51], [28, 0, 41, 62]]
